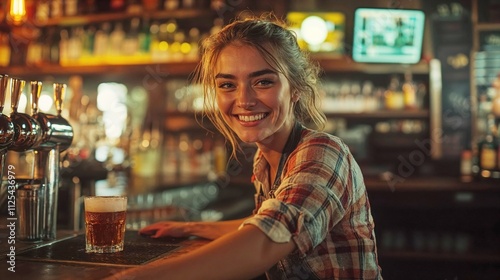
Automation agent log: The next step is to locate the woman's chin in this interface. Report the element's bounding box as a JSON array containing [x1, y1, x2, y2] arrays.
[[236, 133, 261, 144]]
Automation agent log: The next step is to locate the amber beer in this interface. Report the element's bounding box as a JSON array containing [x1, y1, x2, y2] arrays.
[[84, 196, 127, 253]]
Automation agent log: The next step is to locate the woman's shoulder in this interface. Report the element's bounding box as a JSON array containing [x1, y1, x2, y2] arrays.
[[300, 127, 348, 151]]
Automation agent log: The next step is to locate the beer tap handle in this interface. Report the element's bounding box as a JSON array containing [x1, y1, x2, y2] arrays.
[[31, 81, 43, 115], [10, 78, 26, 114], [53, 83, 66, 117], [0, 75, 9, 113]]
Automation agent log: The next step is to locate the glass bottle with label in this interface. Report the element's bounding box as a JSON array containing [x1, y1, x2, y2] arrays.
[[497, 122, 500, 171], [0, 34, 11, 67], [478, 114, 498, 177]]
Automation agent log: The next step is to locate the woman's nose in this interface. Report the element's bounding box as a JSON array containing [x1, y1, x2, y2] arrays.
[[237, 86, 257, 109]]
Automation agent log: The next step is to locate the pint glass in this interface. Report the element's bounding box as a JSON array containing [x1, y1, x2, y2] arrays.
[[84, 196, 127, 253]]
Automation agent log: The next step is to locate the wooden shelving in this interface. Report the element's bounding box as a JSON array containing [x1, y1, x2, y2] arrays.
[[316, 55, 430, 74], [325, 109, 429, 120], [380, 250, 500, 264], [29, 9, 215, 27], [0, 60, 200, 78]]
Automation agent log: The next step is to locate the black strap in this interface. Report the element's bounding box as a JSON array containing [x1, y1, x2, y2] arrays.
[[270, 121, 304, 197]]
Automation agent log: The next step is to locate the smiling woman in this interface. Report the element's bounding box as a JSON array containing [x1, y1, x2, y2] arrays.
[[110, 14, 383, 280], [198, 15, 327, 161]]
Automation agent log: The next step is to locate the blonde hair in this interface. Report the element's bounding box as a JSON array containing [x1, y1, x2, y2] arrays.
[[193, 15, 326, 160]]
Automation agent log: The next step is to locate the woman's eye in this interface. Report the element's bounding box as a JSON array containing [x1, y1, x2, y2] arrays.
[[218, 82, 234, 89], [256, 80, 273, 87]]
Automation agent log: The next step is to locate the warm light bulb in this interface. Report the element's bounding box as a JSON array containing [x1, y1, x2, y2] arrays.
[[7, 0, 27, 25], [301, 16, 329, 46]]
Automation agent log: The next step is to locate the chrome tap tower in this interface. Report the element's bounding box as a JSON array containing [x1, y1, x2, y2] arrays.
[[0, 75, 74, 241]]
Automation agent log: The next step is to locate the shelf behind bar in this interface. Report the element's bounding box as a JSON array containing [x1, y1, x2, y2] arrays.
[[380, 250, 500, 264], [0, 61, 200, 77], [30, 9, 215, 27], [315, 55, 430, 74], [325, 110, 429, 119]]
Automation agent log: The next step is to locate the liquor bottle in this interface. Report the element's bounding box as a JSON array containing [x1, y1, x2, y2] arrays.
[[36, 1, 50, 21], [478, 114, 498, 178], [26, 34, 42, 65], [492, 74, 500, 117], [68, 27, 84, 61], [164, 0, 179, 10], [50, 0, 63, 18], [109, 22, 125, 56], [59, 29, 69, 64], [65, 0, 78, 16], [138, 18, 151, 54], [50, 29, 60, 64], [384, 75, 404, 110], [460, 149, 473, 183], [0, 34, 11, 67], [94, 23, 111, 57], [497, 122, 500, 171], [82, 26, 96, 57], [122, 18, 140, 56], [402, 71, 417, 109]]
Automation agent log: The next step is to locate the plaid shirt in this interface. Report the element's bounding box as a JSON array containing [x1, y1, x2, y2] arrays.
[[241, 126, 382, 280]]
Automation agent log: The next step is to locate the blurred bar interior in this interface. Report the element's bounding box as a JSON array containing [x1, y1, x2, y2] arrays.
[[0, 0, 500, 279]]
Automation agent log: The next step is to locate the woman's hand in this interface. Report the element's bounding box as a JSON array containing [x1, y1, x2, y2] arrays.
[[139, 221, 191, 238]]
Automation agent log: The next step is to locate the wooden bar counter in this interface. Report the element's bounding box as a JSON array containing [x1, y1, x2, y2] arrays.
[[0, 228, 210, 280]]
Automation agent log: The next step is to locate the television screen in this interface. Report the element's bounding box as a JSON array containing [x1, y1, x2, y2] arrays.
[[287, 11, 345, 55], [352, 8, 425, 64]]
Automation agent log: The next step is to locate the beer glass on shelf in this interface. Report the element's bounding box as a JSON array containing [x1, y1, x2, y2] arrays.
[[84, 196, 127, 253]]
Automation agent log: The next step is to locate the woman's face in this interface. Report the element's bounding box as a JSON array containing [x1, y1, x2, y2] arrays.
[[214, 44, 297, 150]]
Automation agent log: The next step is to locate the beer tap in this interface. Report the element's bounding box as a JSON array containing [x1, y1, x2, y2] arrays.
[[9, 78, 41, 152], [0, 77, 74, 241], [0, 75, 14, 150], [31, 82, 74, 240], [32, 82, 74, 151], [0, 75, 15, 186]]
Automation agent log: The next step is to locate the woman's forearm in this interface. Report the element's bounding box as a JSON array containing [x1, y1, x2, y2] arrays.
[[184, 217, 249, 240], [110, 225, 296, 280]]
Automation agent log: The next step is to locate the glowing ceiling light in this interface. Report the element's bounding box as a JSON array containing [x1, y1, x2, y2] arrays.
[[7, 0, 27, 25], [301, 16, 329, 46]]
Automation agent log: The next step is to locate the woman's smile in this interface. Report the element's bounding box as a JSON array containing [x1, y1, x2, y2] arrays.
[[236, 113, 269, 123]]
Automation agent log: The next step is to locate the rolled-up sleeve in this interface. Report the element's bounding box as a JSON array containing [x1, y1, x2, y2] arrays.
[[240, 137, 353, 257]]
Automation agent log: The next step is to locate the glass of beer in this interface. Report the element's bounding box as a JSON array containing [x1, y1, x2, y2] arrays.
[[84, 196, 127, 253]]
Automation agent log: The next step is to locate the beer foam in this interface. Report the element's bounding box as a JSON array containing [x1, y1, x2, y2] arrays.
[[85, 196, 127, 212]]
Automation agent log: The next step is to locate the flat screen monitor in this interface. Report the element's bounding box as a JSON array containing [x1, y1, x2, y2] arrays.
[[287, 11, 345, 55], [352, 8, 425, 64]]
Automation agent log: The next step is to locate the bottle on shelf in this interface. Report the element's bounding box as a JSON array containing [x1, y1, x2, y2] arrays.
[[402, 71, 417, 110], [497, 121, 500, 171], [478, 114, 498, 179], [492, 74, 500, 117], [164, 0, 179, 10], [68, 27, 84, 61], [36, 0, 50, 21], [460, 149, 473, 183], [59, 29, 69, 64], [385, 75, 404, 110], [50, 0, 64, 18], [122, 18, 140, 56], [82, 26, 96, 58], [109, 22, 126, 57], [65, 0, 79, 16], [0, 33, 11, 67], [93, 23, 111, 58], [26, 33, 42, 65]]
